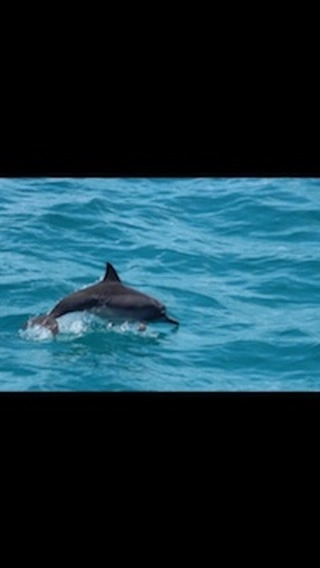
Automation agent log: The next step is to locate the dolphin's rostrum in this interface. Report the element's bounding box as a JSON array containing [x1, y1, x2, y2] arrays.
[[24, 262, 179, 335]]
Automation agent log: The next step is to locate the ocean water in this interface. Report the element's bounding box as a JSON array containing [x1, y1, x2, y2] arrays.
[[1, 177, 320, 391]]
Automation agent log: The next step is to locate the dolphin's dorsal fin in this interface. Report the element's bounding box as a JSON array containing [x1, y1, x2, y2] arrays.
[[103, 262, 121, 282]]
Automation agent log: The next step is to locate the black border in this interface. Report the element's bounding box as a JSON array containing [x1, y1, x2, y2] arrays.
[[1, 392, 319, 453], [0, 147, 319, 177], [1, 391, 320, 411], [1, 392, 319, 425]]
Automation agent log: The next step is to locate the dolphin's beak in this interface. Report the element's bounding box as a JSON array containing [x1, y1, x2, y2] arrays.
[[163, 314, 179, 325]]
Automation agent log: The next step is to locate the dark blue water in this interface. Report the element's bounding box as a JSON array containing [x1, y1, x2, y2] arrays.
[[1, 177, 320, 391]]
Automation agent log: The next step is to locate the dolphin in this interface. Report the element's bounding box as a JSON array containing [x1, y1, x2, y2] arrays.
[[24, 262, 179, 335]]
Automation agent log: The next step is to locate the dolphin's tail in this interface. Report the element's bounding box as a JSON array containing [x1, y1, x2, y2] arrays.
[[23, 313, 59, 335]]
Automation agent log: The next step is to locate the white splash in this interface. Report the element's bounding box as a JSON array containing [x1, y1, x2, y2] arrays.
[[19, 323, 53, 342], [20, 312, 161, 342]]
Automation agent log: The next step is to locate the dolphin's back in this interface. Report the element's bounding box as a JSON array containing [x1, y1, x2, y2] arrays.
[[49, 289, 100, 318], [49, 281, 164, 320]]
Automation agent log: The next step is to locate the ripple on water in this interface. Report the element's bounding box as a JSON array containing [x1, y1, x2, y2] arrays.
[[2, 177, 320, 391]]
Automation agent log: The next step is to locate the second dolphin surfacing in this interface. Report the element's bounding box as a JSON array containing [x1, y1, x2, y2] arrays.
[[24, 262, 179, 335]]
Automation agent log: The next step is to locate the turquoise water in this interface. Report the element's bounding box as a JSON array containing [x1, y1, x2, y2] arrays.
[[1, 177, 320, 391]]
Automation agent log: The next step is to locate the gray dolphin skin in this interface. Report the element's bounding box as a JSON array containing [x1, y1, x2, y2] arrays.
[[24, 262, 179, 335]]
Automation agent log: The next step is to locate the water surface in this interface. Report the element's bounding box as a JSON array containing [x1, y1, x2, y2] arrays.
[[1, 177, 319, 390]]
